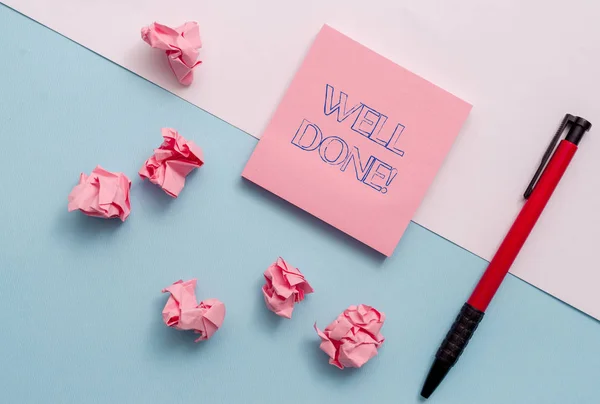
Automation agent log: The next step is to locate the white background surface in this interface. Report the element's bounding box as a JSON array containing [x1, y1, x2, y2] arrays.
[[4, 0, 600, 319]]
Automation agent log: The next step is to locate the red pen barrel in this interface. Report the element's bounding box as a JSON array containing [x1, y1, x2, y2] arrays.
[[468, 140, 578, 312], [422, 117, 591, 399]]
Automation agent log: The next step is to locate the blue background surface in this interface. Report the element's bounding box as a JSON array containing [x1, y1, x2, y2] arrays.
[[1, 5, 599, 403]]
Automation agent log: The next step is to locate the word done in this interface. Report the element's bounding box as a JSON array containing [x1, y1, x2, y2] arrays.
[[292, 119, 398, 194]]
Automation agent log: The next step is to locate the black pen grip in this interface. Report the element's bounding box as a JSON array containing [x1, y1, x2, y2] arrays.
[[421, 303, 486, 398], [436, 303, 485, 366]]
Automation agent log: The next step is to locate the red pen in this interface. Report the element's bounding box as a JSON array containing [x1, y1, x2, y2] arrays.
[[421, 114, 592, 399]]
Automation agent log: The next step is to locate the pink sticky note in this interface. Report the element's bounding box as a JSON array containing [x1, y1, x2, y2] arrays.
[[242, 25, 471, 256], [67, 166, 131, 221], [314, 304, 385, 369], [139, 128, 204, 198], [141, 22, 202, 85], [262, 257, 314, 319], [162, 279, 225, 342]]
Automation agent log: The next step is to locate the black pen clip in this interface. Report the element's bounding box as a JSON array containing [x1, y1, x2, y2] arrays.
[[524, 114, 576, 199]]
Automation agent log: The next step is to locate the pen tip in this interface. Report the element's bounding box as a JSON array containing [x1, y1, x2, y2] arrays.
[[420, 360, 451, 399]]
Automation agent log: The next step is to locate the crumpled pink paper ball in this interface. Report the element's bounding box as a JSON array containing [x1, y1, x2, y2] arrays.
[[314, 304, 385, 369], [162, 279, 225, 342], [67, 165, 131, 221], [139, 128, 204, 198], [262, 257, 314, 319], [141, 21, 202, 85]]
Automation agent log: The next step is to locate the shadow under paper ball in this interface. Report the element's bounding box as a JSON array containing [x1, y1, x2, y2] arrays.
[[54, 207, 125, 244], [133, 179, 177, 214]]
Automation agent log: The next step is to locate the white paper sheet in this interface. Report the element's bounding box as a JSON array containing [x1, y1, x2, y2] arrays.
[[4, 0, 600, 319]]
